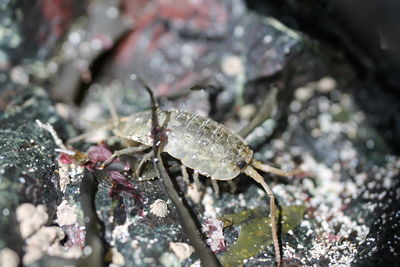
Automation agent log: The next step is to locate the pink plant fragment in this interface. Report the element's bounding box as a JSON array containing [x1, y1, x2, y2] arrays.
[[202, 218, 226, 253]]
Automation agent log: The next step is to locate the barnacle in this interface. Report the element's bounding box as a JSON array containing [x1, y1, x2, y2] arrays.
[[150, 199, 169, 217]]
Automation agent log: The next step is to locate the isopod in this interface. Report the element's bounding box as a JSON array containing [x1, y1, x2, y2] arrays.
[[101, 108, 300, 266]]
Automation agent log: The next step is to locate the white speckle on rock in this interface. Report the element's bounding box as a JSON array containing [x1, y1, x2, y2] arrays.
[[23, 226, 65, 264], [169, 242, 194, 260], [0, 248, 19, 267], [112, 221, 131, 244], [56, 200, 77, 226], [16, 203, 82, 264], [239, 104, 256, 120], [150, 199, 169, 217], [295, 86, 314, 101], [190, 260, 201, 267], [111, 247, 125, 266], [290, 100, 302, 112], [47, 240, 82, 260], [317, 77, 337, 93], [16, 203, 48, 238], [106, 6, 119, 19], [131, 240, 139, 248], [159, 252, 180, 267], [234, 26, 244, 37], [202, 187, 217, 218], [10, 65, 29, 85], [84, 246, 93, 256], [58, 161, 71, 192], [221, 55, 244, 76]]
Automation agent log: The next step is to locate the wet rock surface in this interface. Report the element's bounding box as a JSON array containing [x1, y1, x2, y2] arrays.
[[0, 87, 71, 264], [1, 0, 399, 267]]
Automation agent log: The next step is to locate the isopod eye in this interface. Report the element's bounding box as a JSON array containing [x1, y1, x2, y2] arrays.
[[237, 160, 247, 169]]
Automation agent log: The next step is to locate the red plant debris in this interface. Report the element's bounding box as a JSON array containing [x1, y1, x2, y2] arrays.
[[202, 218, 227, 253], [109, 171, 134, 190], [61, 224, 86, 249], [84, 143, 116, 170], [80, 144, 144, 216], [87, 143, 113, 162], [59, 152, 74, 164], [109, 171, 144, 217]]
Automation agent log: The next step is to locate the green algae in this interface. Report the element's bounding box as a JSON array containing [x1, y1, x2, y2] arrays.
[[220, 205, 306, 267], [219, 208, 265, 227]]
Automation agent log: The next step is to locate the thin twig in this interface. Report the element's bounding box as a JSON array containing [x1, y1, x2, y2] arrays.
[[36, 119, 69, 151], [137, 77, 220, 267]]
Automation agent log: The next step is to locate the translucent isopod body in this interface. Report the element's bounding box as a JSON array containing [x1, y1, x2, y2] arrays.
[[114, 110, 253, 180], [70, 104, 300, 265]]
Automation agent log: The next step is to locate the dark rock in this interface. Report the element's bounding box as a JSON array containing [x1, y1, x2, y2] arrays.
[[1, 0, 400, 266], [0, 86, 70, 261]]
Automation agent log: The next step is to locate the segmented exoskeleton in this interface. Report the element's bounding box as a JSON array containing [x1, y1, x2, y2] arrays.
[[107, 108, 300, 266]]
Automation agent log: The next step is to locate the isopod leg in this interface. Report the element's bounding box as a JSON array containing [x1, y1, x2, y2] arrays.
[[135, 151, 153, 178], [102, 145, 149, 168], [211, 179, 219, 196], [227, 180, 237, 193], [252, 159, 301, 177], [104, 91, 119, 127], [244, 166, 281, 266], [180, 165, 190, 184], [193, 170, 201, 191], [67, 123, 114, 144]]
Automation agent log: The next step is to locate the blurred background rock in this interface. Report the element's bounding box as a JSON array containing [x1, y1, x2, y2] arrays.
[[0, 0, 399, 266]]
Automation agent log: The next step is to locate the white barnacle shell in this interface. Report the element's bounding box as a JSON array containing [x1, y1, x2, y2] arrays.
[[169, 242, 194, 260], [150, 199, 168, 217], [16, 203, 48, 239], [56, 200, 78, 226]]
